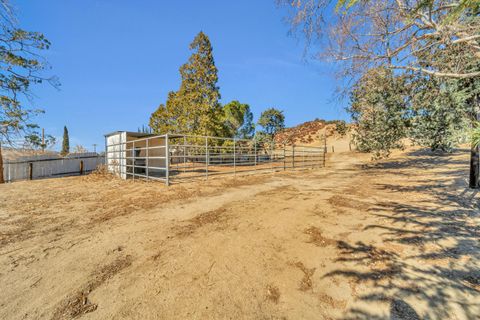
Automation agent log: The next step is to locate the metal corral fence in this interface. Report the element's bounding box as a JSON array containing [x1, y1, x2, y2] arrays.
[[106, 133, 326, 185], [3, 153, 105, 182]]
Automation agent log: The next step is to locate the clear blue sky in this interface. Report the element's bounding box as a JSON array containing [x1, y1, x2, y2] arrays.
[[16, 0, 347, 151]]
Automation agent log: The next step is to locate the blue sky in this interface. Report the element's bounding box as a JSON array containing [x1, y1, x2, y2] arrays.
[[16, 0, 347, 151]]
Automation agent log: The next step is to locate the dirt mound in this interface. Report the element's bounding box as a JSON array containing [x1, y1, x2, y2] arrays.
[[274, 119, 347, 146]]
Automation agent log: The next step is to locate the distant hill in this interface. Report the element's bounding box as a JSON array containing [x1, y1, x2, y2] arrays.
[[2, 147, 58, 161], [274, 119, 350, 146]]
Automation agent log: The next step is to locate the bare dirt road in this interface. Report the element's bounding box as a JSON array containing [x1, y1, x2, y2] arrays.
[[0, 148, 479, 319]]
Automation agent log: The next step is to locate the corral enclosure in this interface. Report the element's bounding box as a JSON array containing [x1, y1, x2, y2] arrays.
[[105, 131, 326, 184]]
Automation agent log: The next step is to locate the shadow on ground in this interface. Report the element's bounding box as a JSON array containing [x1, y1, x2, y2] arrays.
[[326, 149, 480, 319]]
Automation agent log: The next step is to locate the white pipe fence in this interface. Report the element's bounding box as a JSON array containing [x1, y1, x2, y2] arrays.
[[106, 133, 326, 185]]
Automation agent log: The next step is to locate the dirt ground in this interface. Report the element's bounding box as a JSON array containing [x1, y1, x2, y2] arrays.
[[0, 148, 479, 319]]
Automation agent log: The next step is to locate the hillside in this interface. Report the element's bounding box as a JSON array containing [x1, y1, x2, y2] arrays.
[[1, 148, 58, 161], [274, 119, 353, 151]]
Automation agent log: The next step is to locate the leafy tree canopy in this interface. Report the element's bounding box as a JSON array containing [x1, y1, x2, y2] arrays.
[[222, 100, 255, 139], [281, 0, 480, 81], [349, 68, 409, 159], [257, 108, 285, 138], [350, 63, 480, 157]]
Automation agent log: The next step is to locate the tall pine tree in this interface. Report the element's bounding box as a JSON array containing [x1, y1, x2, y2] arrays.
[[150, 32, 222, 136], [61, 126, 69, 156]]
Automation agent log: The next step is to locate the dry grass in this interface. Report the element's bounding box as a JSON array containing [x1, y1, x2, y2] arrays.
[[265, 284, 281, 303], [304, 226, 337, 247], [52, 256, 132, 320], [292, 261, 316, 291], [83, 164, 114, 182], [328, 195, 371, 211], [173, 207, 229, 237]]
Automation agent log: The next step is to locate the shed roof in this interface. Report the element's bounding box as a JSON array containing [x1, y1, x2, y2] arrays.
[[104, 131, 153, 138]]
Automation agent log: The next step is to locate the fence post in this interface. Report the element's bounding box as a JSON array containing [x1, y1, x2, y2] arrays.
[[80, 160, 84, 175], [324, 133, 327, 154], [292, 145, 295, 169], [132, 141, 135, 181], [146, 138, 149, 181], [323, 145, 326, 167], [303, 147, 306, 168], [165, 134, 170, 186], [104, 136, 108, 168], [254, 139, 257, 170], [28, 162, 33, 180], [205, 136, 209, 179], [271, 141, 274, 172], [233, 138, 236, 176], [183, 136, 186, 173]]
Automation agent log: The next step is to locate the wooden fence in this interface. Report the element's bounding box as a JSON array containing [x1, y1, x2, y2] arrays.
[[2, 153, 104, 182]]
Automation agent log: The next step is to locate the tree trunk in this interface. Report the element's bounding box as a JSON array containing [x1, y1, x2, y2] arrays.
[[0, 142, 4, 184], [470, 144, 479, 188], [469, 109, 480, 189]]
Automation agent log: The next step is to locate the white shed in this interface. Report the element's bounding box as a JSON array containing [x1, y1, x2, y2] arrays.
[[104, 131, 167, 180]]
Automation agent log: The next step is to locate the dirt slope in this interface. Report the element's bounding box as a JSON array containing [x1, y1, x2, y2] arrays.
[[274, 119, 354, 153], [0, 147, 478, 319]]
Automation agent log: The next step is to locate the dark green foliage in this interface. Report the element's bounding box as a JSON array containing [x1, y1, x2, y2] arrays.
[[0, 4, 57, 144], [61, 126, 69, 155], [472, 122, 480, 147], [324, 120, 348, 136], [335, 120, 348, 136], [150, 32, 222, 136], [257, 108, 285, 138], [407, 43, 479, 151], [138, 124, 151, 134], [222, 101, 255, 139], [409, 75, 474, 152], [0, 1, 57, 182], [25, 133, 56, 150], [350, 66, 480, 157], [349, 68, 408, 159]]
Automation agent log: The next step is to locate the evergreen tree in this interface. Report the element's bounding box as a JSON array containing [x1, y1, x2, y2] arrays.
[[150, 32, 222, 136], [25, 132, 56, 150], [149, 91, 181, 134], [61, 126, 69, 155], [0, 0, 57, 183], [239, 107, 255, 139]]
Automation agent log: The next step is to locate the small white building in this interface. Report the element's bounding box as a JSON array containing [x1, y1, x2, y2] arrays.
[[104, 131, 167, 180]]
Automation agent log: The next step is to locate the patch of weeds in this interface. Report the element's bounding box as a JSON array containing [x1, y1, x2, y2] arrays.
[[52, 255, 132, 319], [266, 284, 281, 303]]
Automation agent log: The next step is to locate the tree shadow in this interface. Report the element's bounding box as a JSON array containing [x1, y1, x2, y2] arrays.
[[359, 148, 470, 172], [324, 149, 480, 319]]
